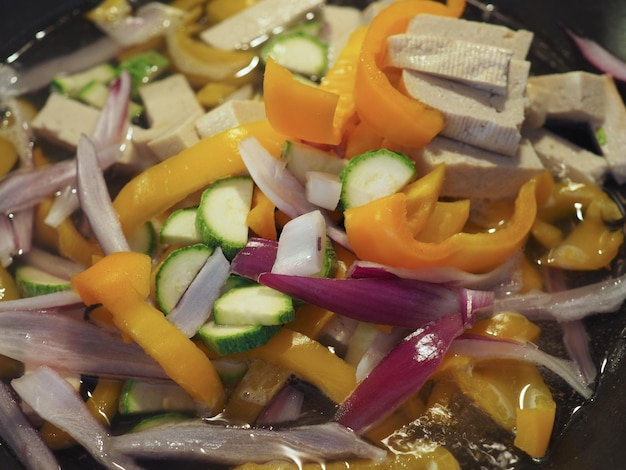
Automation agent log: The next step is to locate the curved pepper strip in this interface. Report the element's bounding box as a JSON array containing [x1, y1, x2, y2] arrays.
[[264, 57, 340, 145], [402, 163, 446, 236], [344, 178, 537, 273], [113, 119, 286, 238], [353, 0, 465, 148], [71, 252, 225, 413]]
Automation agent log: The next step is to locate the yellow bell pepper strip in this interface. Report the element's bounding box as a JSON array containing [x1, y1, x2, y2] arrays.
[[264, 57, 340, 145], [0, 264, 19, 302], [416, 200, 470, 243], [0, 137, 18, 178], [247, 186, 277, 240], [344, 177, 537, 273], [165, 7, 258, 87], [195, 82, 238, 108], [288, 303, 336, 340], [402, 164, 446, 236], [206, 0, 260, 24], [319, 25, 368, 142], [252, 328, 357, 404], [85, 0, 131, 23], [71, 252, 225, 412], [353, 0, 465, 149], [344, 119, 385, 159], [222, 359, 292, 424], [113, 119, 286, 239], [520, 255, 543, 294], [540, 198, 624, 270], [531, 218, 564, 249]]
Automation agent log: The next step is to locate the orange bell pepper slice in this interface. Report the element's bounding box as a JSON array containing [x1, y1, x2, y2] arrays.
[[71, 252, 225, 412], [247, 186, 277, 240], [344, 177, 537, 273], [354, 0, 465, 148], [113, 119, 286, 238], [263, 57, 340, 145]]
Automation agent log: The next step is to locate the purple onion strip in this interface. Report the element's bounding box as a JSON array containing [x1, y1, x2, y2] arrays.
[[230, 237, 278, 280], [0, 310, 167, 379], [0, 380, 60, 470], [12, 366, 143, 470], [561, 320, 597, 384], [109, 420, 387, 465], [448, 335, 592, 399], [336, 312, 469, 434], [258, 272, 493, 329], [565, 28, 626, 81], [167, 247, 230, 337], [0, 290, 83, 312], [76, 135, 130, 254]]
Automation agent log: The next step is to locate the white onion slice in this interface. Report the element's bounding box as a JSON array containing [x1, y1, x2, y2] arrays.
[[76, 135, 130, 254], [0, 380, 60, 470], [167, 247, 230, 337], [272, 210, 327, 276], [12, 366, 143, 470]]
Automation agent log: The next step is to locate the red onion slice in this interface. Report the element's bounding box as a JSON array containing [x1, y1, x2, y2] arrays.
[[167, 247, 230, 337], [256, 384, 305, 425], [230, 237, 278, 281], [0, 310, 167, 379], [22, 246, 85, 278], [449, 335, 592, 399], [76, 134, 130, 254], [0, 380, 60, 470], [336, 312, 469, 434], [0, 290, 83, 312], [110, 420, 386, 465], [565, 29, 626, 81], [12, 366, 144, 470], [0, 213, 17, 266], [561, 320, 597, 384], [258, 272, 493, 329]]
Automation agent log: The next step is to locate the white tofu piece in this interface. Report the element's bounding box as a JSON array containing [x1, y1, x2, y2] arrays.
[[525, 128, 607, 185], [597, 75, 626, 184], [523, 81, 550, 130], [323, 5, 364, 66], [527, 71, 606, 124], [407, 137, 545, 200], [31, 93, 100, 149], [195, 100, 266, 139], [407, 14, 533, 61], [138, 74, 203, 127], [386, 34, 513, 95], [401, 59, 530, 156], [147, 111, 203, 161], [199, 0, 324, 50]]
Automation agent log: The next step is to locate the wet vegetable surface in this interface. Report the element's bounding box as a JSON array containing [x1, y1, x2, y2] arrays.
[[2, 1, 626, 469]]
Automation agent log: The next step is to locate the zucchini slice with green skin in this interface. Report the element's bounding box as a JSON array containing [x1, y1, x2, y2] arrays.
[[119, 379, 196, 415], [131, 412, 189, 432], [128, 221, 156, 256], [15, 265, 71, 297], [51, 62, 117, 96], [196, 176, 254, 260], [212, 358, 249, 387], [213, 284, 294, 326], [160, 206, 202, 246], [339, 149, 418, 210], [260, 31, 329, 77], [197, 321, 281, 356], [281, 140, 347, 184], [154, 243, 213, 314]]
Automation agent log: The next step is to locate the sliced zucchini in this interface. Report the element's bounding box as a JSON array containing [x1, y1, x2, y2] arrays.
[[261, 31, 329, 77], [160, 206, 202, 246], [339, 149, 417, 210], [15, 265, 71, 297], [212, 358, 249, 387], [154, 243, 213, 314], [213, 284, 294, 326], [128, 221, 156, 255], [118, 50, 170, 95], [51, 62, 117, 96], [196, 176, 254, 260], [281, 140, 347, 184], [77, 80, 144, 119], [119, 379, 196, 415], [197, 321, 281, 356]]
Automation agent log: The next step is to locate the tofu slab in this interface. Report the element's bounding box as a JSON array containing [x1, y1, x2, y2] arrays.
[[147, 111, 202, 161], [598, 75, 626, 184], [407, 137, 545, 199], [195, 100, 266, 139], [400, 59, 530, 156], [199, 0, 324, 50], [138, 74, 204, 128], [387, 34, 512, 95], [407, 14, 533, 60], [525, 128, 607, 185], [527, 71, 606, 124]]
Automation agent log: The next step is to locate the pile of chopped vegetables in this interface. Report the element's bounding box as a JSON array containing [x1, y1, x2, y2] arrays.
[[0, 0, 625, 468]]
